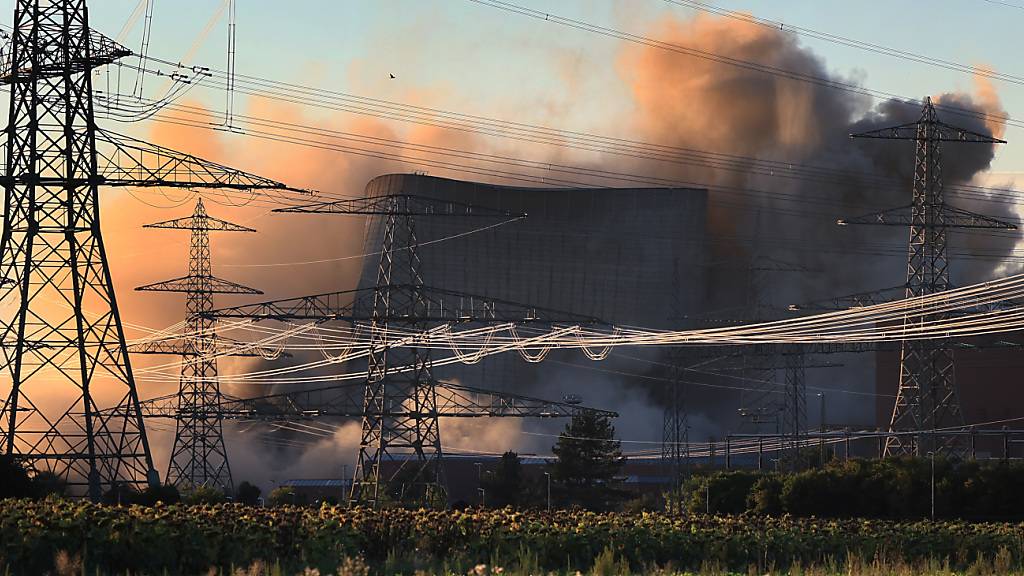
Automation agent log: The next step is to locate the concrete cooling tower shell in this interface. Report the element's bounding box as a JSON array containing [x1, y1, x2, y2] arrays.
[[355, 173, 708, 434]]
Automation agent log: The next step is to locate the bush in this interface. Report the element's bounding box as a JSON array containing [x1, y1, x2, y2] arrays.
[[268, 486, 298, 507], [183, 485, 226, 505], [711, 457, 1024, 520], [101, 482, 139, 506], [748, 475, 783, 515], [0, 455, 34, 499], [236, 481, 262, 506], [137, 483, 181, 506], [681, 470, 762, 514]]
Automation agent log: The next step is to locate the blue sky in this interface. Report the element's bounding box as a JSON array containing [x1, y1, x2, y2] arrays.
[[4, 0, 1014, 170]]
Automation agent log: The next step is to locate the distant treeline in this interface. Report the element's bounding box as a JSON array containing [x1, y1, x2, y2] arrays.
[[678, 457, 1024, 519]]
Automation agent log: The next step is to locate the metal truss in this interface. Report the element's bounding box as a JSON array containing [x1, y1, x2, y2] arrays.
[[661, 350, 689, 487], [275, 194, 525, 217], [128, 336, 266, 358], [208, 284, 600, 324], [0, 24, 130, 84], [845, 97, 1009, 456], [0, 1, 300, 500], [134, 199, 260, 493], [245, 193, 600, 506], [131, 380, 616, 421], [780, 351, 807, 470]]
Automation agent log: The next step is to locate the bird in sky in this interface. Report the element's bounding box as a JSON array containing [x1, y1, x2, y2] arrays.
[[390, 73, 396, 79]]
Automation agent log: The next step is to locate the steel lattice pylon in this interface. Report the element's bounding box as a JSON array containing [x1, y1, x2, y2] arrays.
[[0, 0, 156, 499], [662, 258, 689, 485], [136, 199, 260, 492], [269, 194, 601, 506], [661, 353, 689, 485], [356, 199, 444, 504], [781, 350, 807, 468], [846, 97, 1011, 456], [0, 0, 301, 499]]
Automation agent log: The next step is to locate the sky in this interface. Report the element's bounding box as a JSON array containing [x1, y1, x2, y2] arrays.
[[3, 0, 1024, 485], [24, 0, 1022, 175]]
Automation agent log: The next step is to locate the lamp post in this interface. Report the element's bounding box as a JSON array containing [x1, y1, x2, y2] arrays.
[[543, 472, 551, 510], [927, 451, 935, 520], [817, 393, 827, 464]]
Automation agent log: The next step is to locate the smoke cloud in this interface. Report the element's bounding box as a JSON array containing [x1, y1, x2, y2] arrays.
[[611, 13, 1011, 433], [66, 11, 1015, 488]]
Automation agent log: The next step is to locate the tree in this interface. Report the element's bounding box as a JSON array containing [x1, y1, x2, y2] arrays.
[[31, 471, 67, 499], [0, 455, 34, 499], [268, 486, 298, 507], [236, 481, 262, 506], [183, 485, 226, 505], [551, 412, 625, 510], [482, 451, 525, 508], [102, 482, 139, 506], [137, 484, 181, 506]]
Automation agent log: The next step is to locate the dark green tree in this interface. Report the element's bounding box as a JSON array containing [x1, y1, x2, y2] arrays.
[[0, 455, 34, 499], [136, 484, 181, 506], [482, 451, 525, 508], [184, 485, 226, 505], [102, 481, 139, 506], [236, 481, 262, 506], [551, 412, 625, 510], [30, 471, 67, 499]]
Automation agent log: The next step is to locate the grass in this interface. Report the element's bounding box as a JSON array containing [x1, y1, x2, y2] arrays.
[[20, 547, 1024, 576]]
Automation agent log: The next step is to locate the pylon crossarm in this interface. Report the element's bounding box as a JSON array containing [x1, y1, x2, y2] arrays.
[[136, 275, 263, 295], [205, 284, 603, 324], [128, 380, 614, 420], [932, 120, 1007, 144], [850, 121, 921, 140], [274, 193, 526, 218], [127, 336, 273, 358], [790, 285, 908, 312], [92, 129, 311, 193], [838, 203, 1017, 229], [144, 216, 255, 233], [437, 381, 616, 417], [850, 122, 1001, 143], [0, 27, 130, 84]]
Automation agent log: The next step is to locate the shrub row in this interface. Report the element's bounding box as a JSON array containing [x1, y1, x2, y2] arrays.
[[681, 457, 1024, 519]]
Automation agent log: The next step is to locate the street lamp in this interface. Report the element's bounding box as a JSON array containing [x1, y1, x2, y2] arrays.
[[543, 472, 551, 510], [927, 451, 935, 520], [817, 393, 827, 464], [478, 487, 486, 507]]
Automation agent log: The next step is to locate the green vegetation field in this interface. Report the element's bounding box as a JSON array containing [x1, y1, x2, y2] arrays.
[[4, 499, 1024, 575]]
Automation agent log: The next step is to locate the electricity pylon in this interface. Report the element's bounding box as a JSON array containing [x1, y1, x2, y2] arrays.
[[662, 359, 689, 484], [662, 258, 689, 485], [212, 194, 604, 506], [842, 97, 1014, 456], [135, 199, 260, 492], [0, 0, 302, 499]]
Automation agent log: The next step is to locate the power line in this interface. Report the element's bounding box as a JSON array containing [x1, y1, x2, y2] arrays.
[[665, 0, 1024, 88], [97, 92, 1024, 229], [112, 55, 1024, 211], [464, 0, 1019, 131]]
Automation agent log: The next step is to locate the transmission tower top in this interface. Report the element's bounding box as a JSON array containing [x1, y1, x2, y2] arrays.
[[851, 97, 1006, 144], [144, 197, 256, 233], [0, 25, 130, 84]]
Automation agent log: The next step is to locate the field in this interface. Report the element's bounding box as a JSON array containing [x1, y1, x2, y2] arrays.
[[4, 499, 1024, 575]]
